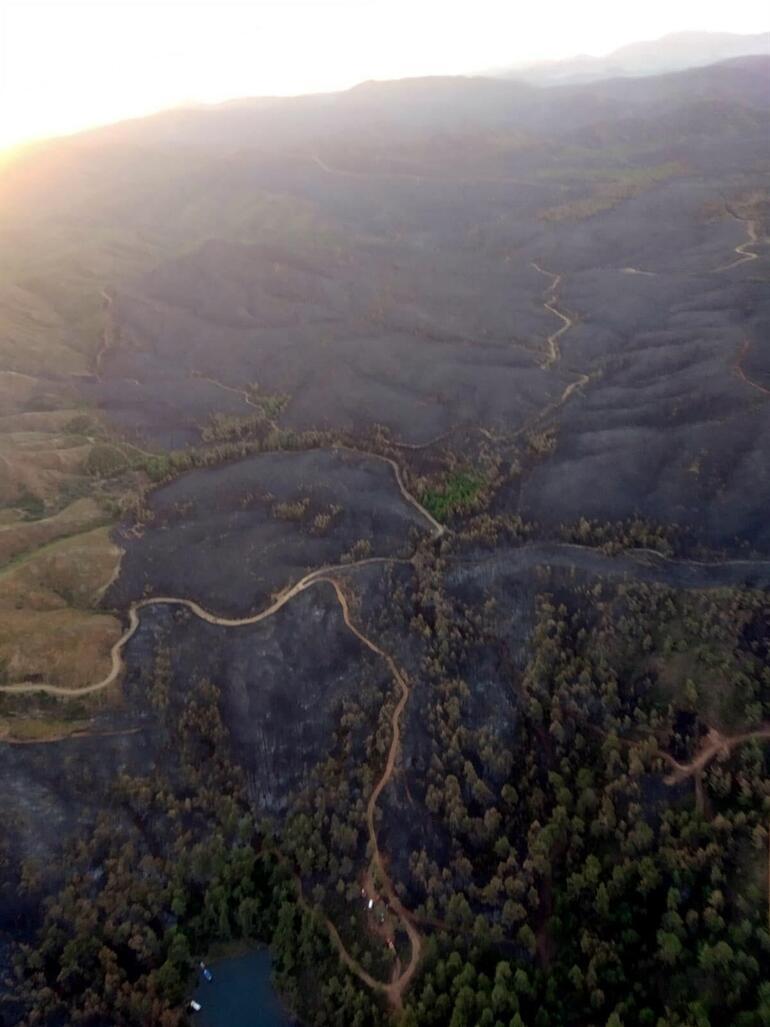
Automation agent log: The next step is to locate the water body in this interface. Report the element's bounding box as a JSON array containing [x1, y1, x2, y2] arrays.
[[192, 949, 297, 1027]]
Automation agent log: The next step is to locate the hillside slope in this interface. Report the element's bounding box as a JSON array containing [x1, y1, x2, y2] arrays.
[[1, 56, 770, 1027]]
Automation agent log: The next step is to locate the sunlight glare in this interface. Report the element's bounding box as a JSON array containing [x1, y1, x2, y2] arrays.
[[1, 0, 768, 149]]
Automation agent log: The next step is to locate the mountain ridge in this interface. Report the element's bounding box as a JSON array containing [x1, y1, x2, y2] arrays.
[[489, 28, 770, 85]]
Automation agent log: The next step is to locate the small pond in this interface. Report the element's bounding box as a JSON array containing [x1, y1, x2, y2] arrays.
[[191, 949, 297, 1026]]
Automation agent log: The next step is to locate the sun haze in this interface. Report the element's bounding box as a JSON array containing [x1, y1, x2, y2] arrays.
[[1, 0, 769, 148]]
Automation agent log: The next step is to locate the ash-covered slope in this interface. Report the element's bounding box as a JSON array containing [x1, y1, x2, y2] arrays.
[[2, 54, 770, 1027]]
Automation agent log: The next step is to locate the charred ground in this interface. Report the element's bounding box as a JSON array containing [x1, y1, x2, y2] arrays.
[[1, 56, 770, 1027]]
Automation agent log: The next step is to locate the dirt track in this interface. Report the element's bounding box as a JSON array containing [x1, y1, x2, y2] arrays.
[[190, 371, 264, 411], [0, 556, 405, 698], [716, 212, 760, 271], [530, 261, 573, 368], [3, 568, 425, 1003], [0, 441, 442, 698], [319, 578, 422, 1007], [734, 340, 770, 398], [94, 290, 114, 375], [519, 261, 591, 427], [663, 725, 770, 784], [1, 562, 425, 1002], [0, 445, 440, 1002], [355, 448, 444, 540]]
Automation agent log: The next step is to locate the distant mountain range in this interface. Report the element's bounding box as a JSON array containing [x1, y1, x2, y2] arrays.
[[489, 30, 770, 86]]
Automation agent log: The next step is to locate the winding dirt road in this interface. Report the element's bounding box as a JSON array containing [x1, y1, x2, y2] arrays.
[[0, 442, 442, 699], [339, 447, 444, 541], [0, 557, 404, 698], [530, 262, 573, 369], [8, 575, 421, 1007], [1, 564, 425, 1004], [663, 725, 770, 785], [189, 370, 286, 436], [319, 578, 422, 1007], [0, 429, 445, 1008], [660, 724, 770, 819], [17, 210, 766, 993], [722, 201, 763, 269], [716, 213, 760, 272], [521, 260, 592, 430], [734, 340, 770, 399]]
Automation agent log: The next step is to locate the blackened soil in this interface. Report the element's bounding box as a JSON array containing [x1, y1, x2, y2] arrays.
[[109, 448, 429, 617]]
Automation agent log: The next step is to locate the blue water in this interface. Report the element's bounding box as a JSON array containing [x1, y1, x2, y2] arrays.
[[192, 949, 296, 1026]]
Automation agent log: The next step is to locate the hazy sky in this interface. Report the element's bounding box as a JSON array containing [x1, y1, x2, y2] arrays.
[[1, 0, 768, 148]]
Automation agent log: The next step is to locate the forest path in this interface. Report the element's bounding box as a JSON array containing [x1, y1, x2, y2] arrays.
[[324, 917, 403, 1004], [595, 721, 770, 823], [662, 725, 770, 784], [662, 724, 770, 820], [317, 577, 423, 1008], [0, 455, 434, 999]]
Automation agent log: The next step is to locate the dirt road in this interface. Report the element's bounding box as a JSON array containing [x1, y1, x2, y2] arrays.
[[1, 560, 426, 1004], [514, 260, 590, 432], [318, 578, 422, 1006], [0, 436, 442, 700], [530, 261, 573, 369], [0, 556, 408, 698], [716, 212, 760, 271], [663, 725, 770, 784], [734, 340, 770, 398]]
